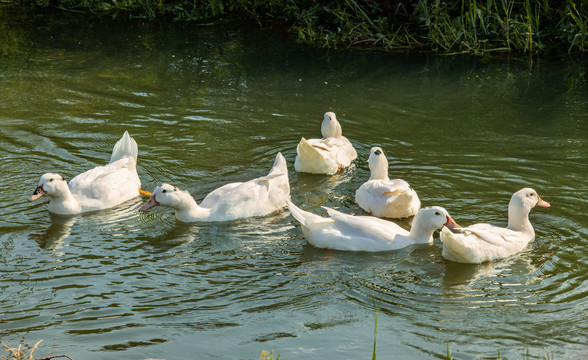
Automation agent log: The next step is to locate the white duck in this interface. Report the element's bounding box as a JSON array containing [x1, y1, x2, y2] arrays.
[[355, 147, 420, 218], [440, 188, 550, 264], [139, 153, 290, 222], [294, 112, 357, 175], [287, 199, 460, 252], [29, 131, 149, 215]]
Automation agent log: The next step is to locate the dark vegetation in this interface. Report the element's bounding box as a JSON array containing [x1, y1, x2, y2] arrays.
[[6, 0, 588, 54]]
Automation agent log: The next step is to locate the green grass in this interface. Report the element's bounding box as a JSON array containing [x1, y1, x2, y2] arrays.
[[372, 301, 378, 360], [8, 0, 588, 54]]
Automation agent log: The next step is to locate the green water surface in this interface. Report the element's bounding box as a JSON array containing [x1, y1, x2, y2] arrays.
[[1, 10, 587, 360]]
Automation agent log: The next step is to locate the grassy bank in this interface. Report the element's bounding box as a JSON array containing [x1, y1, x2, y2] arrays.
[[6, 0, 588, 53]]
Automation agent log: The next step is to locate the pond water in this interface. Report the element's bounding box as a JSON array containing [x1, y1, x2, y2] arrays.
[[1, 10, 587, 360]]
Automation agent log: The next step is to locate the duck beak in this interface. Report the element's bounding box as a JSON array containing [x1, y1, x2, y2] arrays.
[[536, 196, 550, 208], [28, 185, 46, 201], [444, 215, 461, 230], [139, 194, 159, 211], [139, 189, 152, 197]]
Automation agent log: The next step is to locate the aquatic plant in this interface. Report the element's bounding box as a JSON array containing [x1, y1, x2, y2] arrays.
[[0, 340, 73, 360], [259, 349, 280, 360], [372, 301, 378, 360], [9, 0, 588, 54], [446, 342, 454, 360], [415, 0, 587, 54], [0, 341, 43, 360]]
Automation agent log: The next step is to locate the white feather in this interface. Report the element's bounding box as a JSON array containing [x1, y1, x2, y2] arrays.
[[30, 131, 143, 215], [440, 188, 550, 264], [294, 112, 357, 175]]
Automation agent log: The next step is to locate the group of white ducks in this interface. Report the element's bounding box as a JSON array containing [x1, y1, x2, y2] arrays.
[[29, 112, 550, 264]]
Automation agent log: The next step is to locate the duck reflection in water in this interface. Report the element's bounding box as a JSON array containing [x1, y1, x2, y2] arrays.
[[135, 222, 199, 253], [29, 213, 77, 250], [441, 251, 551, 288]]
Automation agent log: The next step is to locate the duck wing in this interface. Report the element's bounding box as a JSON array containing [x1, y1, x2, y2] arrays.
[[199, 176, 283, 220], [327, 136, 357, 166], [69, 158, 139, 205], [324, 207, 408, 240], [441, 223, 533, 264], [460, 223, 529, 246], [356, 179, 419, 218]]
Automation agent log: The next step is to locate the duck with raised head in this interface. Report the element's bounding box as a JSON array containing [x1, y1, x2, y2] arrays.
[[440, 188, 550, 264], [294, 112, 357, 175], [287, 199, 459, 252], [140, 153, 290, 222], [355, 147, 420, 219], [29, 131, 149, 215]]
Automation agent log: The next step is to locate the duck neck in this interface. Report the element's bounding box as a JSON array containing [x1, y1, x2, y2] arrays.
[[408, 226, 435, 244], [408, 215, 435, 244], [369, 157, 390, 181], [507, 203, 533, 233], [321, 119, 342, 139], [174, 193, 209, 222], [48, 187, 81, 214]]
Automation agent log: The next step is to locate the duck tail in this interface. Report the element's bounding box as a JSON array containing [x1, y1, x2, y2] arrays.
[[109, 131, 138, 164], [268, 152, 288, 176], [286, 199, 306, 225], [296, 137, 322, 161], [440, 227, 477, 264]]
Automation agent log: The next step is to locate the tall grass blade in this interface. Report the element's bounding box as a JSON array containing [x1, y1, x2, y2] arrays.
[[446, 342, 454, 360], [372, 302, 378, 360]]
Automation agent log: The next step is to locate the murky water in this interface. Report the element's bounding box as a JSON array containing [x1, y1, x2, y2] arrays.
[[1, 10, 587, 360]]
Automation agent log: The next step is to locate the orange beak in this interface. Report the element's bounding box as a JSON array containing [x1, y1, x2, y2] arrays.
[[139, 189, 152, 197], [444, 215, 461, 230], [536, 196, 550, 208]]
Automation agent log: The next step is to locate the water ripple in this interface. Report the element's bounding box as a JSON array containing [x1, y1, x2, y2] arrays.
[[0, 21, 586, 360]]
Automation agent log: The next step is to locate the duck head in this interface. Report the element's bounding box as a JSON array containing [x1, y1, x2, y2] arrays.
[[510, 188, 550, 210], [507, 188, 550, 230], [416, 206, 461, 231], [320, 112, 342, 139], [409, 206, 460, 243], [139, 183, 183, 211], [368, 147, 389, 180], [29, 173, 68, 201]]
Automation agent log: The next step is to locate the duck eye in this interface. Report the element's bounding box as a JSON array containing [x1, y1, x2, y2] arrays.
[[49, 178, 54, 182], [162, 189, 167, 193], [374, 150, 381, 155], [435, 211, 441, 216]]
